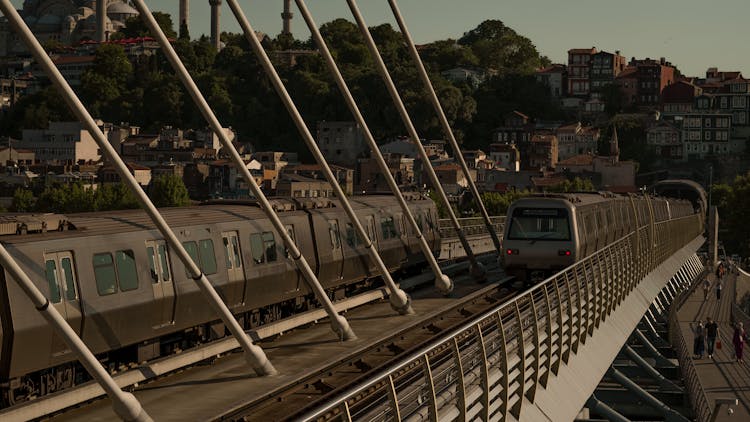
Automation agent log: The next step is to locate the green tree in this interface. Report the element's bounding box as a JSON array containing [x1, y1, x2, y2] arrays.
[[546, 177, 596, 193], [148, 175, 191, 207], [459, 20, 547, 75], [120, 12, 177, 39], [10, 188, 34, 212], [80, 44, 133, 119]]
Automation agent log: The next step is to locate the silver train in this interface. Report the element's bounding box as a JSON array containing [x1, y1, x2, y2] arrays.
[[502, 181, 707, 282], [0, 194, 440, 406]]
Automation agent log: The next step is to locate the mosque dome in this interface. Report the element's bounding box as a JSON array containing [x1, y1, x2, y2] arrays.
[[37, 13, 62, 27], [107, 1, 138, 16]]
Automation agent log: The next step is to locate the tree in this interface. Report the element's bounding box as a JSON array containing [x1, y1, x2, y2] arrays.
[[148, 175, 191, 207], [458, 20, 547, 76], [120, 12, 177, 39], [10, 188, 34, 212], [546, 177, 595, 193], [80, 44, 133, 120]]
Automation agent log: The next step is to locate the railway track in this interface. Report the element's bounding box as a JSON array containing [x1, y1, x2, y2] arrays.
[[216, 276, 514, 421]]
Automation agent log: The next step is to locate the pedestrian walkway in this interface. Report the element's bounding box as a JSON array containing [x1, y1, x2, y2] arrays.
[[677, 268, 750, 421]]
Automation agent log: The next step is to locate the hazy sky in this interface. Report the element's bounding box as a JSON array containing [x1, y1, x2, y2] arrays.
[[9, 0, 750, 77]]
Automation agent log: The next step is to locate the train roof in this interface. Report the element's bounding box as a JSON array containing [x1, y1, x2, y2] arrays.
[[0, 194, 427, 244], [512, 192, 622, 208]]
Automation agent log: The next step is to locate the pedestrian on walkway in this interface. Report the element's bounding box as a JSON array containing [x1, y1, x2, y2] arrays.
[[733, 322, 746, 363], [703, 278, 710, 300], [692, 321, 706, 359], [705, 317, 719, 358], [716, 280, 723, 301], [716, 263, 724, 281]]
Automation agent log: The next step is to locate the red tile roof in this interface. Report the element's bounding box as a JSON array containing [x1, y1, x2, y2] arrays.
[[558, 154, 594, 166], [568, 48, 597, 54]]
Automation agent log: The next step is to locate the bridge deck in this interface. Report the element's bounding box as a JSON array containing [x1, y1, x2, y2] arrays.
[[51, 262, 507, 421], [676, 269, 750, 421]]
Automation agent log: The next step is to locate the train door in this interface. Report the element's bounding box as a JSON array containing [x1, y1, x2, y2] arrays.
[[221, 231, 245, 306], [283, 224, 301, 294], [328, 219, 344, 280], [365, 215, 378, 273], [44, 251, 82, 355], [145, 240, 176, 327]]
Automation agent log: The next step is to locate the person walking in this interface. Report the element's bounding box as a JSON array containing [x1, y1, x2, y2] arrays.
[[703, 278, 710, 301], [705, 317, 719, 359], [733, 322, 746, 363], [716, 280, 723, 301], [692, 321, 706, 359]]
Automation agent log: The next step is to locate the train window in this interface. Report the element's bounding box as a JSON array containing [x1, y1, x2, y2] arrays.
[[183, 241, 199, 276], [116, 250, 139, 291], [507, 208, 571, 241], [93, 253, 117, 296], [45, 259, 62, 304], [381, 217, 398, 239], [345, 223, 362, 247], [61, 257, 77, 301], [262, 232, 277, 263], [328, 220, 341, 249], [198, 239, 218, 275], [147, 247, 158, 281], [250, 234, 265, 264]]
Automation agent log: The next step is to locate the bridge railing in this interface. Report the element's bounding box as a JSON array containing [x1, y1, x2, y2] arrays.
[[302, 214, 703, 421], [669, 265, 711, 422], [439, 216, 505, 239]]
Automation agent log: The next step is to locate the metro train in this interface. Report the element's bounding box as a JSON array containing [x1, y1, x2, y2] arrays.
[[0, 194, 441, 406], [502, 181, 707, 283]]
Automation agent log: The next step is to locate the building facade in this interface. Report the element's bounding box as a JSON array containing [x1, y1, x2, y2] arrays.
[[567, 47, 597, 97]]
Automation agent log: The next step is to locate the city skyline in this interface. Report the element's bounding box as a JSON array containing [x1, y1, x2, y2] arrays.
[[7, 0, 750, 77]]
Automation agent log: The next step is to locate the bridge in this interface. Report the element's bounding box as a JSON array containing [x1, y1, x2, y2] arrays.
[[0, 1, 744, 421]]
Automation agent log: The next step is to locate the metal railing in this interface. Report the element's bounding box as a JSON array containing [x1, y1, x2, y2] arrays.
[[439, 216, 505, 239], [302, 213, 703, 421], [668, 264, 710, 422]]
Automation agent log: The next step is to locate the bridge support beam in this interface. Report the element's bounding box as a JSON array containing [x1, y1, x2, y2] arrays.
[[224, 0, 413, 316], [585, 394, 631, 422], [623, 345, 682, 391], [345, 0, 486, 281], [607, 367, 689, 422], [294, 0, 452, 295], [633, 328, 675, 368], [1, 0, 278, 379]]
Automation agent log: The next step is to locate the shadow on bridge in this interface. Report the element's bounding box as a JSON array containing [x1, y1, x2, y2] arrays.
[[675, 267, 750, 421]]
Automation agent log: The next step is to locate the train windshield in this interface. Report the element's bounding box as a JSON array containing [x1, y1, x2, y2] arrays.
[[507, 207, 571, 241]]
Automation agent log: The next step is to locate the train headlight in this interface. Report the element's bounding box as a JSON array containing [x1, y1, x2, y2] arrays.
[[506, 249, 519, 255], [558, 249, 571, 256]]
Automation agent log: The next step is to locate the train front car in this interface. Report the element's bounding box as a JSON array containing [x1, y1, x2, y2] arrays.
[[502, 196, 577, 283]]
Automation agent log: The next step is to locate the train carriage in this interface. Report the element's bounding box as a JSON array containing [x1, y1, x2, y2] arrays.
[[0, 194, 440, 406]]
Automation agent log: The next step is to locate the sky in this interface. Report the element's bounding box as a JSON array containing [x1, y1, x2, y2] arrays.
[[9, 0, 750, 77]]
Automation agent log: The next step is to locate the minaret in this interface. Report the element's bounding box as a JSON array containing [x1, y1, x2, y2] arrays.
[[179, 0, 189, 37], [281, 0, 293, 35], [96, 0, 106, 42], [609, 126, 620, 163], [209, 0, 222, 50]]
